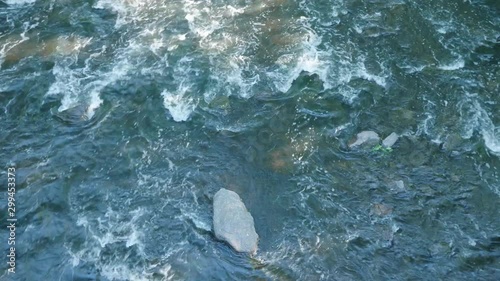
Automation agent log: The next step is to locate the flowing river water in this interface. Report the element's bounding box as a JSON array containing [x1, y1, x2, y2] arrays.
[[0, 0, 499, 280]]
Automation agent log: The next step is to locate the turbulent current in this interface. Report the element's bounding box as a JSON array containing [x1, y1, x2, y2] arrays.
[[0, 0, 499, 280]]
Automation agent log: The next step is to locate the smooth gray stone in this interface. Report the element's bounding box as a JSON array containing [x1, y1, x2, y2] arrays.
[[213, 188, 258, 254], [349, 131, 380, 148], [382, 132, 399, 148], [389, 180, 405, 192]]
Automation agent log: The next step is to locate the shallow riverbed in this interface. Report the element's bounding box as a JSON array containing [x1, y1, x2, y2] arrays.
[[0, 0, 499, 280]]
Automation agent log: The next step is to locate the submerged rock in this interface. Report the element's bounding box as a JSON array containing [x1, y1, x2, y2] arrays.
[[53, 104, 89, 123], [389, 180, 405, 192], [382, 132, 399, 148], [349, 131, 380, 148], [213, 188, 258, 254], [371, 203, 393, 217]]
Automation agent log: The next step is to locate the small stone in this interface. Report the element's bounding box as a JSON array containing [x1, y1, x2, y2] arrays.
[[451, 174, 460, 182], [213, 188, 258, 254], [388, 180, 405, 192], [268, 148, 293, 173], [372, 203, 393, 216], [349, 131, 380, 148], [382, 132, 399, 148], [443, 133, 463, 151]]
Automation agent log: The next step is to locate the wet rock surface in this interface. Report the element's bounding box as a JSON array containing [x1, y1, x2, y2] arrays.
[[349, 131, 380, 148], [382, 132, 399, 148], [213, 188, 259, 254], [371, 203, 393, 217], [389, 180, 406, 192]]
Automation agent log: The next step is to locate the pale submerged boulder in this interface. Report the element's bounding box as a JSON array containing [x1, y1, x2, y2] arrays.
[[213, 188, 258, 254], [349, 131, 380, 148], [382, 132, 399, 148]]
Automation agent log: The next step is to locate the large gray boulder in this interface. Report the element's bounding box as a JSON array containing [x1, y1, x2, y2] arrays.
[[213, 188, 258, 254]]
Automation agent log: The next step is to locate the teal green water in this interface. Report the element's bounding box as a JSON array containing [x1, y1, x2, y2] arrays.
[[0, 0, 499, 280]]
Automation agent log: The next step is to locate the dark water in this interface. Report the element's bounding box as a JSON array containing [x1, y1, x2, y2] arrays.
[[0, 0, 499, 280]]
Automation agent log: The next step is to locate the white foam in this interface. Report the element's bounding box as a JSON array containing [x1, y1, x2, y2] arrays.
[[88, 0, 205, 121], [181, 0, 335, 100], [68, 208, 157, 281], [482, 128, 500, 156], [93, 0, 141, 28], [401, 64, 427, 74], [0, 22, 37, 65], [86, 90, 103, 119], [4, 0, 36, 5], [270, 27, 332, 93], [161, 85, 197, 122], [224, 5, 245, 17], [46, 0, 386, 121], [47, 58, 85, 113], [436, 27, 448, 34], [101, 264, 152, 281], [185, 212, 211, 232], [158, 264, 174, 281], [183, 0, 221, 39], [459, 98, 500, 156], [47, 39, 136, 119], [355, 61, 387, 88], [225, 55, 260, 98], [0, 38, 12, 67], [438, 59, 465, 71]]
